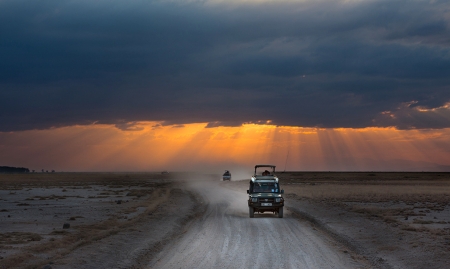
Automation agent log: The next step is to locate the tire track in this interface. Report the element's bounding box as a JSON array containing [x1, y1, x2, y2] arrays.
[[149, 179, 367, 269]]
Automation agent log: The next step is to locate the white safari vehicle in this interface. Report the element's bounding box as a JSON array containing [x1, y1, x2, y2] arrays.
[[247, 165, 284, 218], [222, 170, 231, 181]]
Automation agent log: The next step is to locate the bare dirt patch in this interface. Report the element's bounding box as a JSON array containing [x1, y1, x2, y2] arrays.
[[282, 172, 450, 269], [0, 172, 188, 269]]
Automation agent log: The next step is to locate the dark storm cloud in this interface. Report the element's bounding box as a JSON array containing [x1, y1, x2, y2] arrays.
[[374, 101, 450, 129], [1, 0, 450, 131]]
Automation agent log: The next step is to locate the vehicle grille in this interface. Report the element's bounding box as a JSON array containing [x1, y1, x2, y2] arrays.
[[259, 198, 274, 203]]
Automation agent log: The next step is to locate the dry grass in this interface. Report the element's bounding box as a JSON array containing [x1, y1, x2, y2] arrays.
[[0, 172, 173, 269], [49, 230, 70, 235], [286, 183, 450, 204], [0, 232, 42, 244], [0, 253, 35, 269], [412, 219, 434, 224], [0, 172, 167, 189], [350, 206, 411, 217], [281, 172, 450, 237], [126, 188, 154, 197], [0, 186, 171, 269], [28, 195, 68, 200], [278, 171, 450, 183]]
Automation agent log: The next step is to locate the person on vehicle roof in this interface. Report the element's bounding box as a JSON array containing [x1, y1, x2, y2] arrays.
[[262, 170, 270, 176]]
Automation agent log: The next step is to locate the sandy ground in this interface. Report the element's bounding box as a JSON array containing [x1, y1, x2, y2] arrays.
[[150, 179, 362, 269], [1, 172, 449, 269]]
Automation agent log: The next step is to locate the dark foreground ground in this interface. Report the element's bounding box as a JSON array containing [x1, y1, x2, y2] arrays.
[[0, 172, 449, 269]]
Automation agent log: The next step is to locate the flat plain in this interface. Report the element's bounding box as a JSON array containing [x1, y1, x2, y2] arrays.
[[0, 172, 449, 269]]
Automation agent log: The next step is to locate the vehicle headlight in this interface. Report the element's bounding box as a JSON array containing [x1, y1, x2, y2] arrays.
[[275, 198, 281, 203], [251, 198, 258, 202]]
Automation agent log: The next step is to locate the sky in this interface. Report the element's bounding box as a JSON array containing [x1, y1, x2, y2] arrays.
[[1, 0, 450, 172]]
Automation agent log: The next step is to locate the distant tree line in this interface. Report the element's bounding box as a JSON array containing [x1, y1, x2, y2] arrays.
[[0, 166, 30, 173]]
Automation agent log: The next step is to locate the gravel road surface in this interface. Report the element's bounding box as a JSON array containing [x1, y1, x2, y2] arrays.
[[150, 179, 366, 269]]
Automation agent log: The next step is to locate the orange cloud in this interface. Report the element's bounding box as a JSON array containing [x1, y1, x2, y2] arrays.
[[0, 122, 449, 172]]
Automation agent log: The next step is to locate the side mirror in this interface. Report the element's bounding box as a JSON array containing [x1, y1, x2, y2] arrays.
[[281, 190, 284, 194], [247, 190, 249, 194]]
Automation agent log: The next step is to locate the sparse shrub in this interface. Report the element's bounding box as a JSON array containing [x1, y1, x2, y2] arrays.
[[50, 230, 70, 235], [402, 226, 418, 232], [383, 216, 398, 224], [0, 232, 42, 244], [126, 189, 152, 197], [413, 219, 434, 224]]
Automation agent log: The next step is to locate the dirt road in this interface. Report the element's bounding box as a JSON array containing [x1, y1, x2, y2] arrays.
[[150, 179, 366, 269], [3, 173, 449, 268]]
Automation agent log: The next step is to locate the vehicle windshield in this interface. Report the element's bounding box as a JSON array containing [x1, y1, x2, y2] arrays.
[[252, 182, 279, 193]]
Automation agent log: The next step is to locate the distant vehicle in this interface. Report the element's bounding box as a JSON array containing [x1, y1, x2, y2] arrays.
[[247, 165, 284, 218], [161, 171, 169, 175], [222, 170, 231, 181]]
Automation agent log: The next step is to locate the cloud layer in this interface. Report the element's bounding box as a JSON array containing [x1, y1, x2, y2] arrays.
[[1, 0, 450, 131]]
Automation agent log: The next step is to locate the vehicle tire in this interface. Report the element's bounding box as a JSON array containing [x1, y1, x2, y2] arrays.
[[278, 207, 283, 218], [249, 207, 254, 218]]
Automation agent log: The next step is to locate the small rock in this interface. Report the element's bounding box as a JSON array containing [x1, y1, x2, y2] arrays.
[[116, 200, 122, 204], [63, 223, 70, 229], [7, 215, 10, 218], [42, 265, 52, 269], [404, 216, 408, 220]]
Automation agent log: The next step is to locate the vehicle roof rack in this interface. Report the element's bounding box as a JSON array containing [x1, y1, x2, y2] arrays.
[[255, 165, 276, 168]]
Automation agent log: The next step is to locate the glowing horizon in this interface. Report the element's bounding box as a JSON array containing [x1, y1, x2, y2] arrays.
[[1, 122, 449, 173]]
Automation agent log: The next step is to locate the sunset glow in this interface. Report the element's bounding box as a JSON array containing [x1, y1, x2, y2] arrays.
[[1, 123, 449, 172]]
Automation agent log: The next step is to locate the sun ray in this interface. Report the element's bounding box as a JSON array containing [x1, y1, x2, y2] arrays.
[[1, 122, 450, 172]]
